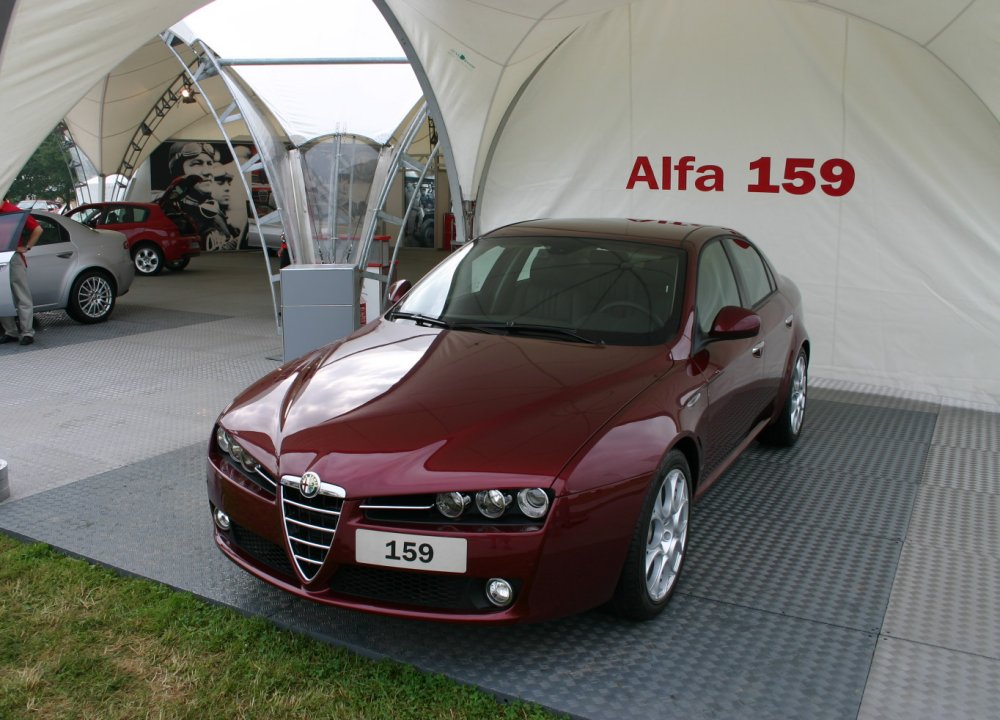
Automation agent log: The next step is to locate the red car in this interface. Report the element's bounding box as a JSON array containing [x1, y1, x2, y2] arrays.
[[65, 201, 201, 276], [207, 218, 809, 623]]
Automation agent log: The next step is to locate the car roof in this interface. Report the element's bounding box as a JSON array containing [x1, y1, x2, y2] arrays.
[[481, 217, 744, 249]]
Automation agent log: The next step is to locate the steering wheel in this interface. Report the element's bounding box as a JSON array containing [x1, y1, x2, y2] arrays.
[[595, 300, 663, 326]]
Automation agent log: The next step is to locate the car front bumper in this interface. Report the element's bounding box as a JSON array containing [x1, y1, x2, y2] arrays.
[[206, 453, 646, 623]]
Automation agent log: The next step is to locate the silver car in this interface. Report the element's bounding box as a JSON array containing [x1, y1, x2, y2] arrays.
[[0, 210, 134, 324], [245, 213, 285, 253]]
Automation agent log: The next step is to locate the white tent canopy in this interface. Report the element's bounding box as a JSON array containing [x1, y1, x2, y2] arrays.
[[2, 0, 999, 406]]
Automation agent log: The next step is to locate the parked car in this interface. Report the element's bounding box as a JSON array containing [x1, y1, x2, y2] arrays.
[[0, 210, 134, 324], [245, 211, 284, 253], [206, 218, 809, 623], [64, 201, 201, 276], [245, 192, 284, 253]]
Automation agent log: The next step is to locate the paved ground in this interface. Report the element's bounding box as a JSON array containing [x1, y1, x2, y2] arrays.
[[1, 250, 998, 719]]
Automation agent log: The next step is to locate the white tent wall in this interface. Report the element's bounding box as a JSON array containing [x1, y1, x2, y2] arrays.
[[0, 0, 208, 195], [377, 0, 630, 199], [468, 0, 1000, 406]]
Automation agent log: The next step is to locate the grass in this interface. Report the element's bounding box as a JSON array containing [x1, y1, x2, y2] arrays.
[[0, 534, 561, 720]]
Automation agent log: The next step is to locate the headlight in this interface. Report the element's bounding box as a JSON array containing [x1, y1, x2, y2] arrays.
[[240, 453, 259, 474], [516, 488, 550, 519], [230, 443, 244, 464], [436, 492, 470, 518], [475, 489, 511, 519], [216, 427, 231, 453]]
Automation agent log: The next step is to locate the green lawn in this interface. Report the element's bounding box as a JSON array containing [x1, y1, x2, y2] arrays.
[[0, 534, 560, 720]]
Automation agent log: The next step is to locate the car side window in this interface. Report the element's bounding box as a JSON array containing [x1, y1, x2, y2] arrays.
[[725, 237, 773, 308], [32, 216, 69, 246], [133, 207, 149, 223], [696, 239, 741, 334], [105, 206, 131, 224], [70, 208, 101, 225]]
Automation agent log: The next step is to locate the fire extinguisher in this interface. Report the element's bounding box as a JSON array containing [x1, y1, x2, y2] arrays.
[[359, 286, 368, 325]]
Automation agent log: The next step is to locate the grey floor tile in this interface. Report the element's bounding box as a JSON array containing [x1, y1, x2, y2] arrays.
[[883, 539, 1000, 659], [859, 636, 1000, 720], [907, 484, 1000, 560]]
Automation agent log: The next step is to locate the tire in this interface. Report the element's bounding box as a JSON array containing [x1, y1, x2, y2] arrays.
[[610, 450, 691, 620], [133, 242, 164, 276], [66, 270, 116, 324], [165, 256, 190, 272], [760, 348, 808, 447]]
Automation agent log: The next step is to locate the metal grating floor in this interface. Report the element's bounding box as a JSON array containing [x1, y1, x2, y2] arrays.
[[1, 252, 998, 719]]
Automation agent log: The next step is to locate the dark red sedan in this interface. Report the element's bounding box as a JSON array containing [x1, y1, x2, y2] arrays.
[[65, 201, 201, 276], [207, 218, 808, 623]]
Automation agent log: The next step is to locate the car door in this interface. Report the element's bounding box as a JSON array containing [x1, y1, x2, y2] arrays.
[[26, 214, 76, 308], [723, 236, 793, 410], [694, 238, 765, 477], [102, 204, 144, 244]]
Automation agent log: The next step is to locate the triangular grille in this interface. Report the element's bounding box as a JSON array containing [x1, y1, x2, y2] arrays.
[[280, 485, 343, 582]]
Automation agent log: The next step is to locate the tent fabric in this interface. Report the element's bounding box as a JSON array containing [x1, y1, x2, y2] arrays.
[[0, 0, 207, 195], [2, 0, 999, 406], [472, 0, 1000, 404], [62, 38, 251, 186], [179, 0, 422, 146]]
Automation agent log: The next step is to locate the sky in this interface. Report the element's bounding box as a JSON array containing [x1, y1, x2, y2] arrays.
[[178, 0, 422, 143]]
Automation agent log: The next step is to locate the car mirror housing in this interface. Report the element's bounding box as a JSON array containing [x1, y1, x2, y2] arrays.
[[710, 306, 761, 340], [386, 279, 412, 307]]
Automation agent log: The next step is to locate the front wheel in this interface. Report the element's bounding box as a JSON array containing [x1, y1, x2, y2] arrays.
[[610, 450, 691, 620], [760, 348, 808, 446], [66, 270, 116, 324]]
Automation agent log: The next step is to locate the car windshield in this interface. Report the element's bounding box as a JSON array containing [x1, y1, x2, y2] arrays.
[[392, 235, 686, 346]]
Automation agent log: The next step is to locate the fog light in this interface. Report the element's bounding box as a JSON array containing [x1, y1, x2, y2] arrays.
[[436, 492, 470, 518], [213, 508, 231, 531], [486, 578, 514, 607], [516, 488, 550, 519], [216, 427, 231, 453], [475, 490, 511, 519]]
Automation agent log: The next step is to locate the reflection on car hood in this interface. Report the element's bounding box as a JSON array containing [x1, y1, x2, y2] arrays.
[[222, 319, 671, 493]]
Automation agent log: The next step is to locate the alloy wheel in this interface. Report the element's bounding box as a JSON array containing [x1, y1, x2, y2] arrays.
[[790, 354, 807, 435], [645, 467, 689, 602], [77, 276, 113, 319]]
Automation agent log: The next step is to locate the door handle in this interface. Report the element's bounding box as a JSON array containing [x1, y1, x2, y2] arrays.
[[57, 252, 74, 259], [752, 341, 765, 358], [784, 314, 794, 328]]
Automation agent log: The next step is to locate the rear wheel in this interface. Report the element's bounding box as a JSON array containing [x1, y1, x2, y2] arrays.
[[133, 242, 163, 276], [165, 256, 190, 271], [760, 348, 808, 446], [66, 270, 116, 324], [610, 450, 691, 620]]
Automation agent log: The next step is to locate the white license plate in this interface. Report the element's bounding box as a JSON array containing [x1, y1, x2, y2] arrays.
[[355, 529, 467, 574]]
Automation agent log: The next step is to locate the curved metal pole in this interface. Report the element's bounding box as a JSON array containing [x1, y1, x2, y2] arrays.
[[384, 143, 439, 303], [161, 32, 281, 335], [371, 0, 467, 246]]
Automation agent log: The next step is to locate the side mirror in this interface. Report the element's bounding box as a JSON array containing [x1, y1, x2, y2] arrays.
[[710, 306, 760, 340], [386, 279, 412, 307]]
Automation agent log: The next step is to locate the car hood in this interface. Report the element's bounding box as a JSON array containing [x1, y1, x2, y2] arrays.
[[222, 320, 671, 494]]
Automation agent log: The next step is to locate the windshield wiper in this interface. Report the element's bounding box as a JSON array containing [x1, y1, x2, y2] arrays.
[[386, 310, 449, 328], [452, 321, 600, 345]]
